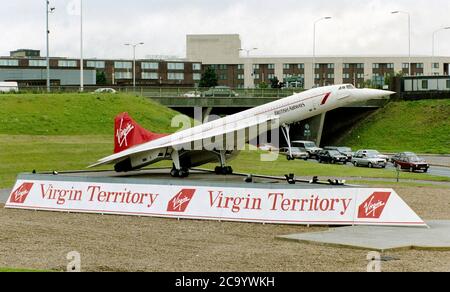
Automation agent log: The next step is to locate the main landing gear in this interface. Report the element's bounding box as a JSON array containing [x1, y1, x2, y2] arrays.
[[170, 150, 190, 178], [214, 150, 233, 175], [281, 123, 294, 161]]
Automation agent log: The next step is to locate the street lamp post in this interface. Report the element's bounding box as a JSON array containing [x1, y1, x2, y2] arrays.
[[46, 1, 55, 93], [125, 42, 144, 91], [80, 0, 84, 92], [432, 27, 450, 75], [313, 17, 332, 88], [239, 48, 258, 88], [392, 11, 411, 76]]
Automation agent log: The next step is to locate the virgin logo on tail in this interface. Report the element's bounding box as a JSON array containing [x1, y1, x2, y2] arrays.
[[10, 183, 34, 204], [167, 189, 196, 212], [358, 192, 391, 219], [116, 118, 135, 148]]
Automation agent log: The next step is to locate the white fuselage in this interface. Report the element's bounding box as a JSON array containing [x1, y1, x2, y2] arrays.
[[93, 84, 394, 171]]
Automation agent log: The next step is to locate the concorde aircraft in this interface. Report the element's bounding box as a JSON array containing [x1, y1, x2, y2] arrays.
[[90, 84, 394, 177]]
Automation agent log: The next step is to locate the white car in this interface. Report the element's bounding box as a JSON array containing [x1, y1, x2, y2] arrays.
[[358, 149, 389, 162], [352, 151, 387, 168], [93, 88, 117, 94], [280, 147, 309, 161], [182, 91, 201, 98]]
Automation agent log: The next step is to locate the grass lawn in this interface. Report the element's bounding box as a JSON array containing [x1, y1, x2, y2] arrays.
[[0, 267, 53, 272], [340, 99, 450, 154]]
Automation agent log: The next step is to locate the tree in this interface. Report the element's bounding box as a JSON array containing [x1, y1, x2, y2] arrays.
[[270, 76, 282, 89], [96, 71, 107, 85], [258, 81, 269, 89], [199, 67, 218, 88]]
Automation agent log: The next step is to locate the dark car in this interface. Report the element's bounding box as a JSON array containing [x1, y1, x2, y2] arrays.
[[391, 152, 430, 173], [317, 150, 348, 164], [324, 146, 353, 162]]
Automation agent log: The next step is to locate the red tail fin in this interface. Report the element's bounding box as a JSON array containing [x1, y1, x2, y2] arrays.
[[114, 113, 167, 154]]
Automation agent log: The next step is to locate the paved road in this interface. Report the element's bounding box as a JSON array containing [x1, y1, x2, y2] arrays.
[[0, 189, 10, 204]]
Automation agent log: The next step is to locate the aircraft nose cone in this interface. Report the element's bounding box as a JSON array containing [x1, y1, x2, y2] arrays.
[[364, 89, 396, 99]]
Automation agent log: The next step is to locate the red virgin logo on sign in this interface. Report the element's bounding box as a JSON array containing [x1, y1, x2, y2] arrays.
[[10, 183, 34, 204], [167, 189, 196, 212], [358, 192, 391, 219]]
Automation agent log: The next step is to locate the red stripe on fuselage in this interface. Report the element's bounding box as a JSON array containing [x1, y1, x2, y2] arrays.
[[321, 92, 331, 105]]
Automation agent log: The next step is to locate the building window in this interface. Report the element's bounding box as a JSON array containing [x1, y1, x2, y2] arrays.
[[415, 63, 424, 69], [268, 73, 275, 80], [253, 74, 260, 80], [238, 64, 244, 70], [58, 60, 77, 67], [297, 64, 305, 69], [115, 72, 132, 79], [446, 80, 450, 89], [252, 64, 260, 70], [357, 63, 364, 69], [168, 72, 184, 80], [373, 63, 380, 69], [422, 80, 428, 89], [314, 63, 320, 69], [402, 63, 410, 69], [327, 63, 335, 69], [87, 61, 105, 69], [142, 72, 159, 80], [192, 63, 201, 71], [343, 63, 350, 69], [432, 63, 440, 69], [268, 64, 275, 70], [283, 64, 290, 70], [168, 63, 185, 70], [219, 74, 227, 80], [237, 74, 244, 80], [343, 73, 350, 79], [314, 74, 320, 79], [387, 63, 394, 69], [29, 60, 48, 67], [193, 73, 201, 81], [0, 59, 19, 66], [327, 73, 335, 79], [238, 84, 245, 89], [142, 62, 159, 70], [283, 74, 292, 79], [115, 61, 132, 69], [357, 73, 365, 79]]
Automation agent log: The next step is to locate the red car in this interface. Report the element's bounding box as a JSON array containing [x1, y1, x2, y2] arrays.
[[391, 152, 430, 173]]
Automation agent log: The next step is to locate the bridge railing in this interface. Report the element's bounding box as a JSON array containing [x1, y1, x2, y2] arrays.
[[12, 85, 304, 98]]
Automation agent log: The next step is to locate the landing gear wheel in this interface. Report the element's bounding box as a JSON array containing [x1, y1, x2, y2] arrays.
[[179, 168, 190, 178], [215, 166, 233, 175], [170, 168, 180, 178]]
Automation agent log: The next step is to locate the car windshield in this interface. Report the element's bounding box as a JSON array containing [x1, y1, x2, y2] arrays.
[[367, 150, 380, 155], [407, 156, 422, 162], [338, 147, 351, 152], [304, 142, 316, 148], [328, 150, 340, 156], [366, 154, 378, 158]]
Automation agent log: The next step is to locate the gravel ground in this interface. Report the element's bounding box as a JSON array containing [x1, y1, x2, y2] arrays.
[[0, 186, 449, 272]]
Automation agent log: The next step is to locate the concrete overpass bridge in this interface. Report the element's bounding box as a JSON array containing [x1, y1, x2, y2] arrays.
[[144, 93, 388, 147]]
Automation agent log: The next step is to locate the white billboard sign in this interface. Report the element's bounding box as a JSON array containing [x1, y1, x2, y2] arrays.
[[5, 179, 427, 227]]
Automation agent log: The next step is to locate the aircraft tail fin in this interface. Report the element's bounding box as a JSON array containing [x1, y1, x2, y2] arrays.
[[114, 113, 167, 154]]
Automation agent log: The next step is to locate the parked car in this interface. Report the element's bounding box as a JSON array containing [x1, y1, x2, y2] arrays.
[[317, 150, 348, 164], [93, 88, 117, 94], [357, 149, 389, 162], [391, 152, 430, 173], [291, 141, 323, 159], [280, 147, 309, 161], [182, 91, 201, 98], [324, 146, 353, 162], [202, 86, 239, 97], [352, 151, 387, 168]]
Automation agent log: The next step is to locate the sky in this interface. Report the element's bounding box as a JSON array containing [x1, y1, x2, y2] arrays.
[[1, 0, 450, 59]]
